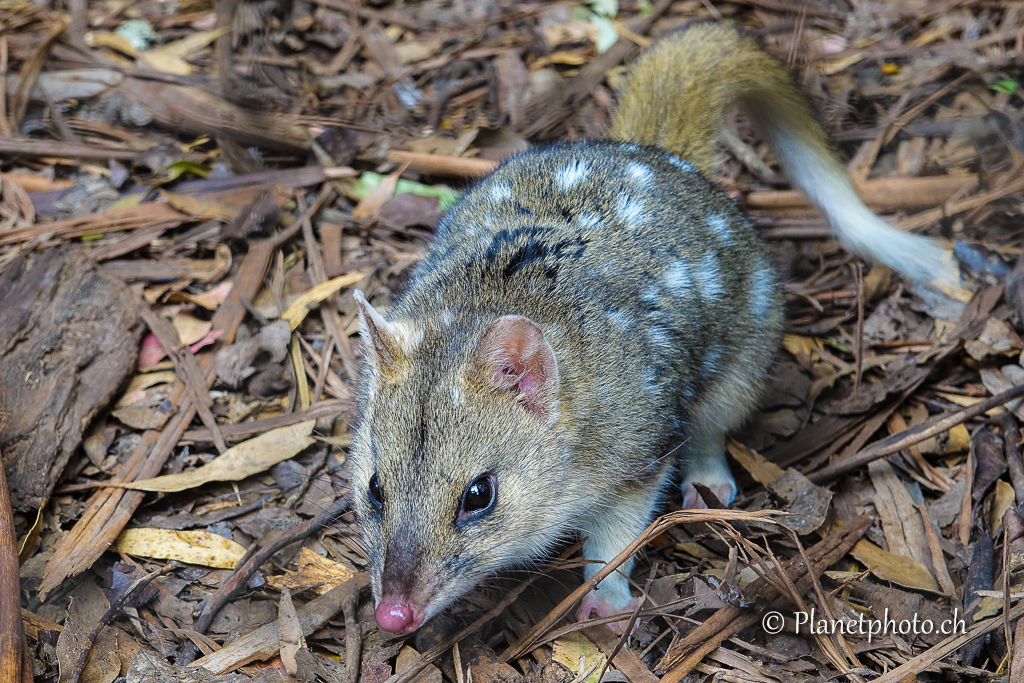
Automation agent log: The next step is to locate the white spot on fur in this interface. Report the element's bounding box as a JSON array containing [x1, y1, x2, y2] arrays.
[[707, 214, 732, 245], [668, 155, 696, 173], [578, 213, 601, 229], [451, 385, 462, 406], [642, 285, 661, 307], [556, 159, 589, 189], [617, 195, 644, 224], [649, 324, 673, 350], [608, 310, 631, 329], [696, 253, 724, 299], [750, 263, 775, 316], [442, 310, 453, 325], [663, 261, 691, 294], [627, 162, 654, 184], [490, 183, 511, 201]]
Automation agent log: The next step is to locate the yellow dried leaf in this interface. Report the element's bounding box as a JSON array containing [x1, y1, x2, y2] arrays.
[[989, 479, 1015, 533], [396, 646, 443, 683], [394, 38, 443, 63], [172, 312, 213, 346], [159, 28, 228, 58], [973, 595, 1004, 620], [115, 528, 245, 568], [266, 547, 356, 596], [135, 27, 227, 75], [137, 50, 195, 75], [532, 51, 588, 69], [116, 371, 178, 405], [726, 438, 784, 486], [918, 422, 970, 455], [551, 631, 605, 683], [280, 272, 365, 330], [850, 539, 940, 593], [159, 191, 238, 221], [85, 31, 139, 57], [782, 334, 822, 364], [120, 420, 317, 492]]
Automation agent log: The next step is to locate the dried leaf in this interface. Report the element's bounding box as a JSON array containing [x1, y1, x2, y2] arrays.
[[850, 539, 941, 593], [120, 420, 316, 492], [979, 366, 1024, 420], [266, 547, 356, 595], [56, 581, 119, 683], [278, 588, 303, 676], [551, 631, 606, 683], [726, 439, 784, 485], [172, 311, 212, 346], [281, 272, 365, 330], [989, 479, 1015, 533], [965, 317, 1023, 360], [115, 528, 246, 568], [353, 168, 400, 220], [396, 646, 443, 683]]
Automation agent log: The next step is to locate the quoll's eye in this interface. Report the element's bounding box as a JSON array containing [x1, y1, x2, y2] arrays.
[[368, 473, 384, 510], [460, 475, 497, 518]]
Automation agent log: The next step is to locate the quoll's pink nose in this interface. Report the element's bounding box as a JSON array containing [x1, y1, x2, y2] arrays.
[[375, 600, 423, 633]]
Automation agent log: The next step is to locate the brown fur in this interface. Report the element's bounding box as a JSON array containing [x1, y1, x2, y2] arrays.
[[609, 22, 829, 178]]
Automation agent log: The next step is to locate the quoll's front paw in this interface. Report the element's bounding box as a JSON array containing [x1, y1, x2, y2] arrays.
[[576, 593, 641, 635]]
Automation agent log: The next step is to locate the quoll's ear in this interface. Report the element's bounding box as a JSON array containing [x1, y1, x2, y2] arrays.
[[471, 315, 559, 422], [353, 290, 418, 376]]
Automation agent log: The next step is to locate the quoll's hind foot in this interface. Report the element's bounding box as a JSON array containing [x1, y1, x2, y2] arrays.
[[680, 433, 737, 509], [576, 592, 641, 635], [680, 477, 737, 509]]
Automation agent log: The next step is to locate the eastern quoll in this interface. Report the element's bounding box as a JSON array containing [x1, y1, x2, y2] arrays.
[[347, 22, 963, 634]]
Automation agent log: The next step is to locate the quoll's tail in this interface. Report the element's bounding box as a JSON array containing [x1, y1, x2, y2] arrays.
[[608, 22, 963, 294]]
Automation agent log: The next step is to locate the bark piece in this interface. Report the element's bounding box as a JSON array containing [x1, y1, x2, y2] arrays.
[[0, 248, 141, 516]]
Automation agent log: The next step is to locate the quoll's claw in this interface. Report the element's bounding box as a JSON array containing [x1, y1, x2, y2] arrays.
[[576, 594, 641, 635]]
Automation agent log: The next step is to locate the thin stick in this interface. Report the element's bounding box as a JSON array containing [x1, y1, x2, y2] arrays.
[[809, 383, 1024, 484], [502, 510, 782, 662]]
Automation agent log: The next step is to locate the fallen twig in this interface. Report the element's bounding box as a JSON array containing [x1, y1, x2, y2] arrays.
[[176, 494, 350, 666], [810, 382, 1024, 484]]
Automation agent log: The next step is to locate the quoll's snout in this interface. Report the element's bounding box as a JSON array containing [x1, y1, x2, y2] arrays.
[[374, 599, 423, 633]]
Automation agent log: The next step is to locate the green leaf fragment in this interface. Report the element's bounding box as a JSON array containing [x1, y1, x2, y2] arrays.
[[990, 78, 1019, 94], [164, 160, 210, 181], [353, 172, 458, 211]]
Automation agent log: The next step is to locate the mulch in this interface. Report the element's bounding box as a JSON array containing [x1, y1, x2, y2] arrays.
[[0, 0, 1022, 681]]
